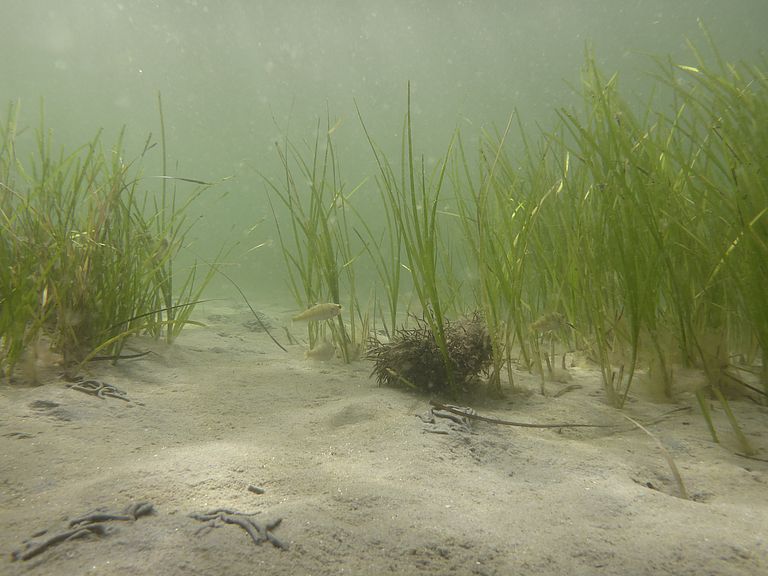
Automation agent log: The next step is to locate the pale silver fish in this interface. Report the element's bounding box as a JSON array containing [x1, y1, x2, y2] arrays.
[[292, 303, 342, 322]]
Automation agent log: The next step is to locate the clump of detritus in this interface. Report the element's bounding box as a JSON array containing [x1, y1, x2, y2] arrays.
[[367, 313, 493, 393]]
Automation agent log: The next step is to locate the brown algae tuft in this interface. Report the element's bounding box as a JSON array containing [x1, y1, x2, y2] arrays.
[[367, 313, 493, 393]]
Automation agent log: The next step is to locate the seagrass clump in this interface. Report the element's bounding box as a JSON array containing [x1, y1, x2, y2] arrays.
[[367, 313, 493, 393]]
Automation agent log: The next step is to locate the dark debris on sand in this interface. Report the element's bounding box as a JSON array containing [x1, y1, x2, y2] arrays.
[[367, 313, 493, 393]]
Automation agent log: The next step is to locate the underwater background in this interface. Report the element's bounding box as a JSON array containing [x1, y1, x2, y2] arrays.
[[3, 6, 768, 572], [2, 0, 766, 302]]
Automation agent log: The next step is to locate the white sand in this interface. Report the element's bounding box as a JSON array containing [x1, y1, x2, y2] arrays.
[[1, 301, 767, 575]]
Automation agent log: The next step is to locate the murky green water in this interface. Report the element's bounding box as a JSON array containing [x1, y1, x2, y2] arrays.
[[2, 0, 766, 302]]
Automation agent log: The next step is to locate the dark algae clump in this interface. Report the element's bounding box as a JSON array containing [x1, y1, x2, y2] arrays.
[[367, 313, 493, 394]]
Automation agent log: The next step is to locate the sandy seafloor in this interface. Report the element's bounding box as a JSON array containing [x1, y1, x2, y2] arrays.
[[1, 300, 767, 576]]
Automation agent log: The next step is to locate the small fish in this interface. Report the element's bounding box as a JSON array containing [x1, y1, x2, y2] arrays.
[[530, 312, 573, 334], [305, 340, 336, 361], [292, 303, 342, 322]]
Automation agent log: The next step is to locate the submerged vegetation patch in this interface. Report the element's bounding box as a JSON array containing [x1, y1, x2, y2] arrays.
[[265, 29, 766, 452], [0, 97, 218, 383], [1, 28, 763, 455]]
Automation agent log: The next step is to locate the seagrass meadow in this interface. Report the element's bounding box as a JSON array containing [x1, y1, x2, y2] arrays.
[[0, 97, 221, 383], [265, 35, 768, 454], [1, 3, 767, 576]]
